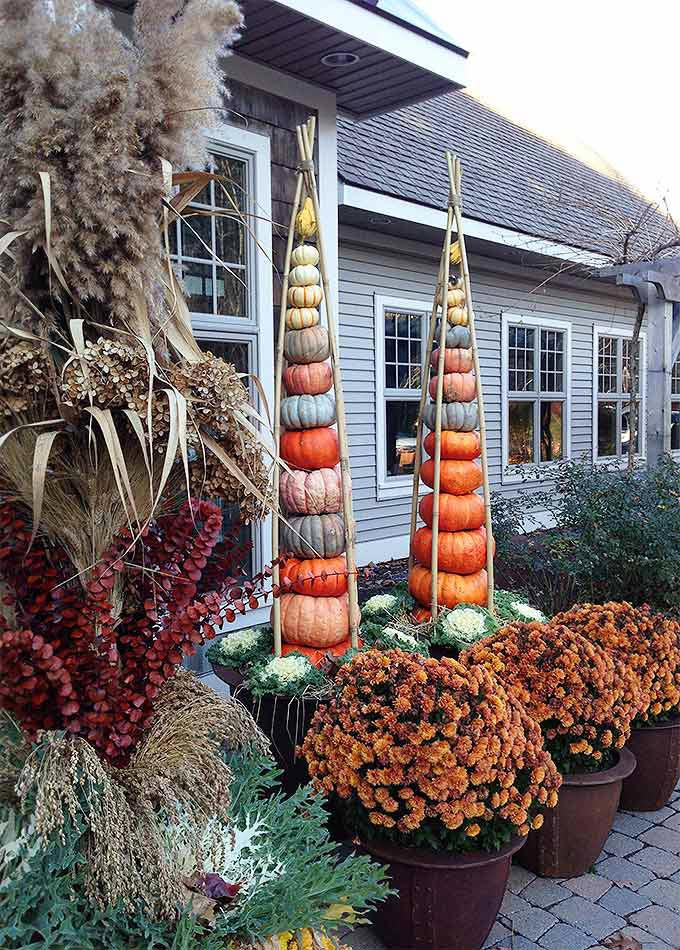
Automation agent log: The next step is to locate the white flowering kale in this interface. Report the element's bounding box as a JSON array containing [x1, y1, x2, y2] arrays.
[[361, 594, 398, 618], [246, 653, 328, 698], [494, 589, 548, 624], [434, 605, 498, 650], [206, 627, 273, 669]]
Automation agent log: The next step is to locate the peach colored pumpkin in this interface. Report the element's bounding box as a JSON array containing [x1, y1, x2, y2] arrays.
[[279, 592, 349, 648], [283, 361, 332, 396], [280, 465, 342, 514], [408, 564, 488, 609], [430, 347, 473, 374], [411, 526, 492, 575], [447, 305, 468, 326], [280, 427, 339, 470], [423, 430, 481, 461], [428, 371, 476, 403], [420, 459, 483, 495], [280, 555, 348, 597], [419, 492, 485, 532]]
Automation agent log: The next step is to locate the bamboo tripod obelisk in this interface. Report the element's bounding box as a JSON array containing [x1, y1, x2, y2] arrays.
[[408, 152, 495, 617], [271, 117, 360, 655]]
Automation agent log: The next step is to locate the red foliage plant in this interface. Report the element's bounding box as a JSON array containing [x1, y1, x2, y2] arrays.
[[0, 499, 271, 767]]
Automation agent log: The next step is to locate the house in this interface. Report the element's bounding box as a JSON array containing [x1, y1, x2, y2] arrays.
[[103, 0, 679, 653]]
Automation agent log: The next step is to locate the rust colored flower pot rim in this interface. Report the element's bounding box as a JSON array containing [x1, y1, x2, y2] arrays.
[[360, 834, 526, 870], [632, 714, 680, 733], [561, 746, 636, 788]]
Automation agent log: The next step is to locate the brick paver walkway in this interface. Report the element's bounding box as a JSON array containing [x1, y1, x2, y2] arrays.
[[343, 785, 680, 949]]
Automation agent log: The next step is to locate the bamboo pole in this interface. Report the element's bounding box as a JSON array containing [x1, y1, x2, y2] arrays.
[[429, 204, 454, 618], [448, 153, 495, 611], [296, 119, 360, 647], [271, 173, 305, 657]]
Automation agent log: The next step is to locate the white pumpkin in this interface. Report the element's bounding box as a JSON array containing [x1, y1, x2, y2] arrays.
[[286, 307, 320, 330], [289, 264, 320, 287], [291, 243, 319, 267], [288, 285, 323, 308]]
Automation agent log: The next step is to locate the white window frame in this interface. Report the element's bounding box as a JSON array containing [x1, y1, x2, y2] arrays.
[[670, 354, 680, 458], [501, 312, 572, 484], [374, 294, 430, 501], [592, 325, 647, 465]]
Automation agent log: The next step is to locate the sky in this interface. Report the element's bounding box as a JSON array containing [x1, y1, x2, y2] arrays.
[[415, 0, 679, 217]]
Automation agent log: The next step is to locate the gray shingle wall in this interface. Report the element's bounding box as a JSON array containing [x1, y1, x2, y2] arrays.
[[338, 226, 640, 545]]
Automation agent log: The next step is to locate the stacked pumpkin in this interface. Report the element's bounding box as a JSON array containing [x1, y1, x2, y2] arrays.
[[409, 278, 490, 616], [276, 239, 351, 664]]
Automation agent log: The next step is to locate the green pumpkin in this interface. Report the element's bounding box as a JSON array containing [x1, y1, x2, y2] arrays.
[[281, 393, 336, 430], [284, 326, 330, 364], [281, 513, 345, 558], [423, 401, 478, 432], [436, 323, 472, 349]]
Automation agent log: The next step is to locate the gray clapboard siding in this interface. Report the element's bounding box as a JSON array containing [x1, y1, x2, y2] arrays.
[[338, 225, 640, 547]]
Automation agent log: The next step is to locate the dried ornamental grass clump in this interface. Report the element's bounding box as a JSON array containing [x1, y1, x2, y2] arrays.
[[302, 649, 560, 853], [466, 621, 642, 773], [553, 602, 680, 724]]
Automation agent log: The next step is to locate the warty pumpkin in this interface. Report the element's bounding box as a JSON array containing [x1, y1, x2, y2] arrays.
[[423, 430, 481, 461], [279, 592, 349, 648], [281, 637, 354, 666], [280, 513, 345, 558], [408, 564, 488, 609], [288, 285, 323, 308], [281, 393, 336, 430], [280, 427, 339, 470], [411, 526, 491, 575], [289, 264, 320, 287], [283, 361, 332, 396], [447, 305, 468, 326], [431, 347, 473, 374], [284, 326, 330, 364], [420, 458, 483, 494], [286, 307, 319, 330], [419, 491, 485, 531], [291, 243, 319, 267], [423, 401, 478, 433], [428, 371, 476, 403], [280, 465, 342, 514], [280, 555, 348, 596]]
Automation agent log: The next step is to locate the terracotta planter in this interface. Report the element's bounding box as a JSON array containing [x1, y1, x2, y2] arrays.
[[620, 717, 680, 812], [361, 836, 525, 950], [518, 748, 636, 878]]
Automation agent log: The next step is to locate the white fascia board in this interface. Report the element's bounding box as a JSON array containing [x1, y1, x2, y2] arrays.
[[273, 0, 467, 87], [339, 183, 608, 268]]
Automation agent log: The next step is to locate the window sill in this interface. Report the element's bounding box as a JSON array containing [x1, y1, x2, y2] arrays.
[[376, 479, 426, 502]]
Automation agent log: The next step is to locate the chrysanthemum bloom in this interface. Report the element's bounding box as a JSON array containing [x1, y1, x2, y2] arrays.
[[301, 649, 560, 852], [465, 622, 641, 773]]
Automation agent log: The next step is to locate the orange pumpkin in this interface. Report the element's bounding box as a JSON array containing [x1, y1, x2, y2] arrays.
[[430, 348, 473, 374], [419, 492, 485, 531], [420, 459, 482, 495], [411, 526, 492, 575], [428, 371, 476, 403], [279, 592, 349, 648], [280, 427, 339, 470], [283, 361, 332, 396], [280, 555, 348, 596], [423, 430, 481, 461], [412, 606, 432, 625], [280, 636, 357, 667], [408, 564, 488, 609]]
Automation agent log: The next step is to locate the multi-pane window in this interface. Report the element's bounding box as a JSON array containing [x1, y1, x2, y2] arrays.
[[383, 308, 424, 478], [671, 356, 680, 451], [505, 321, 568, 468], [595, 333, 645, 459]]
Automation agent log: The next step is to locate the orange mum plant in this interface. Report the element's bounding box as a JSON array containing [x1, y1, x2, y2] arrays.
[[553, 602, 680, 725], [301, 649, 560, 852], [465, 622, 642, 773]]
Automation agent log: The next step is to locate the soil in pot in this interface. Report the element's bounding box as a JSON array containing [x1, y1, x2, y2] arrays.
[[518, 747, 636, 878], [620, 717, 680, 812], [361, 836, 525, 950]]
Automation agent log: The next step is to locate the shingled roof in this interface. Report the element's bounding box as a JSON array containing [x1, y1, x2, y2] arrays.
[[338, 90, 673, 261]]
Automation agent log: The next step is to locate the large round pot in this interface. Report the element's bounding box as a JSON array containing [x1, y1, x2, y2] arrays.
[[620, 717, 680, 812], [361, 836, 525, 950], [212, 663, 245, 690], [518, 748, 636, 878]]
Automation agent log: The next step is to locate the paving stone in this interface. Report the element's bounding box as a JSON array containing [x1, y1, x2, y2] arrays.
[[537, 922, 593, 950], [647, 806, 676, 823], [640, 825, 680, 854], [552, 896, 624, 940], [614, 927, 673, 950], [630, 905, 680, 945], [597, 885, 651, 916], [498, 938, 541, 950], [520, 878, 572, 909], [662, 810, 680, 831], [483, 921, 511, 948], [508, 863, 537, 894], [638, 878, 680, 912], [612, 812, 653, 837], [343, 927, 387, 950], [604, 831, 643, 857], [595, 855, 655, 889], [500, 891, 533, 919], [512, 907, 558, 941], [563, 873, 612, 900], [630, 844, 680, 876]]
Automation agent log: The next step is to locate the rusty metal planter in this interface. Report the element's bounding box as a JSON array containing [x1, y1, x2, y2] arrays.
[[620, 717, 680, 812]]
